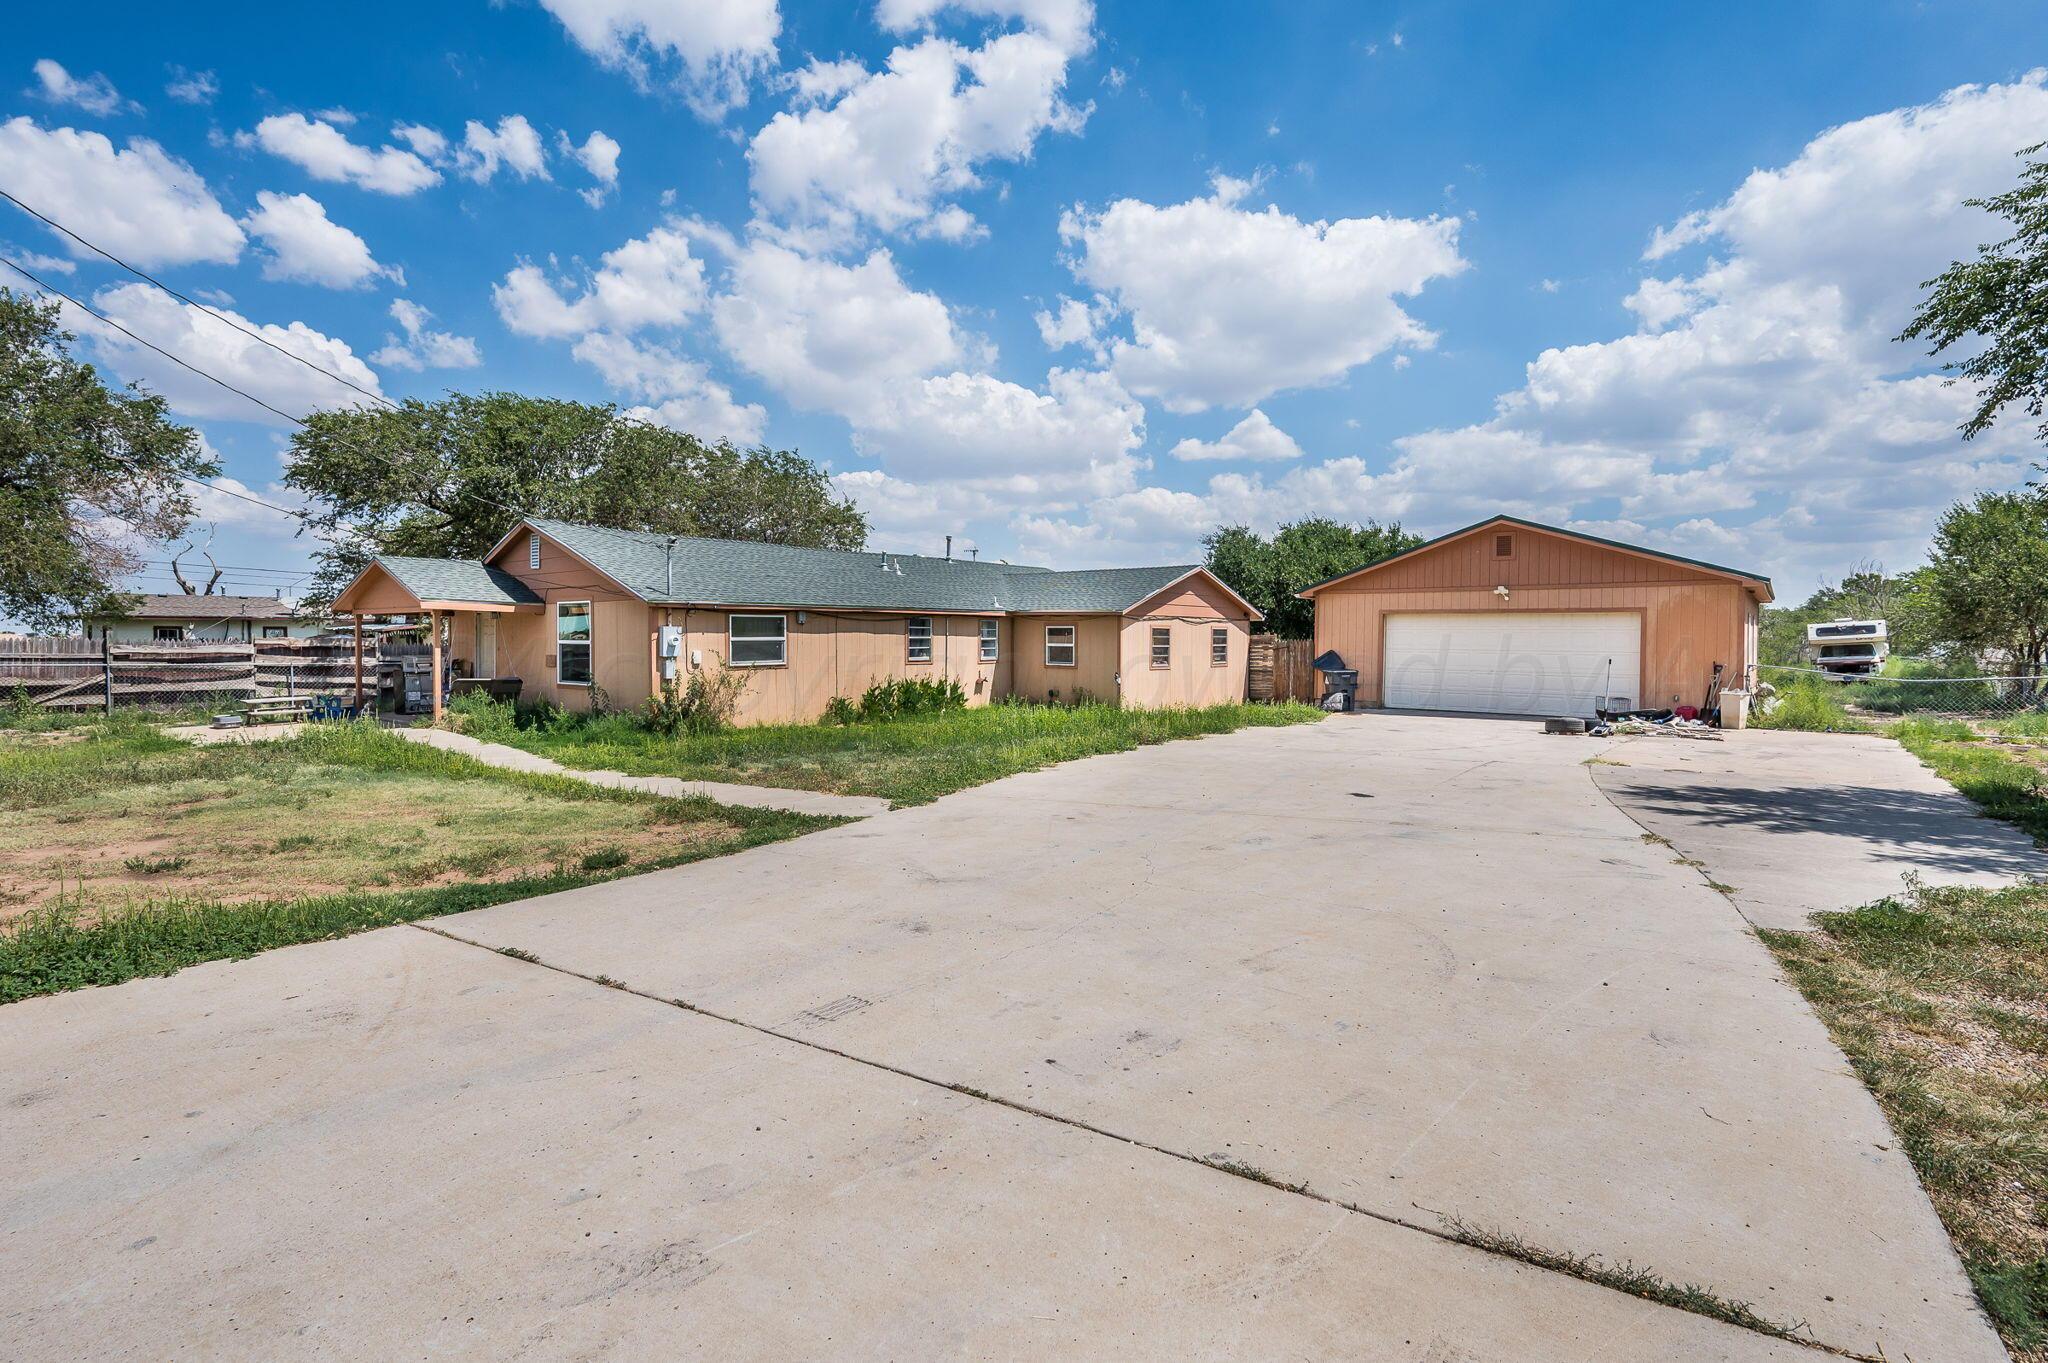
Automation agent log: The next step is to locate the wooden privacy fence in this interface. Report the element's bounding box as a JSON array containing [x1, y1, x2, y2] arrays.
[[1248, 635, 1319, 703], [0, 637, 365, 712]]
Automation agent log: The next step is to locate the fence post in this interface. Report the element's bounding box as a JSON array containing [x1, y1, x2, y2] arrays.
[[102, 635, 113, 716], [287, 662, 295, 698]]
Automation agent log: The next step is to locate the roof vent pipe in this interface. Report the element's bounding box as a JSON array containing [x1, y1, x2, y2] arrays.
[[945, 534, 952, 561]]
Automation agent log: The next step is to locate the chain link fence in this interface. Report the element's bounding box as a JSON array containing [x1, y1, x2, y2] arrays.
[[1759, 664, 2048, 733]]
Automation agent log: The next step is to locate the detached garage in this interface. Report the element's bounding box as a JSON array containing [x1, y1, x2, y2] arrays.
[[1300, 516, 1772, 717]]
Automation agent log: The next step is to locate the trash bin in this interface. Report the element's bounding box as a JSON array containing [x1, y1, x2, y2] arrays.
[[1311, 649, 1359, 711]]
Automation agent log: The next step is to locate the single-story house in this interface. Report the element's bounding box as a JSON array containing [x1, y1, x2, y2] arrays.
[[328, 517, 1261, 724], [82, 594, 327, 643], [1299, 514, 1773, 716]]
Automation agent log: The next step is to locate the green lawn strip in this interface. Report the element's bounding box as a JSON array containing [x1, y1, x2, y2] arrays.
[[1892, 719, 2048, 847], [0, 807, 832, 1004], [484, 701, 1327, 806], [1760, 883, 2048, 1356]]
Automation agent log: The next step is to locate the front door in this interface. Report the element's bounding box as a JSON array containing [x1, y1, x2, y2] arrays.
[[475, 614, 497, 679]]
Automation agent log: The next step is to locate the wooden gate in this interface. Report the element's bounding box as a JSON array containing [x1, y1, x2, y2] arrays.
[[1247, 636, 1318, 703]]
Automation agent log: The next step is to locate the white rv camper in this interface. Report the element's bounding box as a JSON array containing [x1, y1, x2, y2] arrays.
[[1805, 619, 1888, 679]]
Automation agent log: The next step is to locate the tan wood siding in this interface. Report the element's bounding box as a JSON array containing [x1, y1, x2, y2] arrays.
[[1117, 615, 1249, 708], [659, 608, 1010, 725], [1009, 615, 1120, 704], [1315, 582, 1750, 711], [1346, 525, 1727, 593], [485, 530, 634, 601]]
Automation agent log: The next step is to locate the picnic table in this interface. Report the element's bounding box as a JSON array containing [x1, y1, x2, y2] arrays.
[[241, 695, 316, 724]]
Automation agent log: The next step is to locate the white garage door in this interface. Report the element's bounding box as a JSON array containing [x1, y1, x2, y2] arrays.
[[1382, 612, 1641, 717]]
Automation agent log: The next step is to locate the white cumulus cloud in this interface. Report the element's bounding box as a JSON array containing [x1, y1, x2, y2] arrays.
[[560, 129, 623, 206], [536, 0, 780, 119], [0, 118, 244, 267], [242, 191, 401, 289], [1168, 409, 1303, 462], [237, 113, 442, 195], [574, 331, 767, 445], [1058, 174, 1466, 412], [456, 115, 550, 184], [29, 59, 130, 117], [163, 66, 218, 106], [76, 283, 383, 424], [369, 299, 481, 371], [493, 224, 708, 337]]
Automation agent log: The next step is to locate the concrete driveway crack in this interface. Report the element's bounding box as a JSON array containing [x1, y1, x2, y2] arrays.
[[410, 919, 1882, 1361]]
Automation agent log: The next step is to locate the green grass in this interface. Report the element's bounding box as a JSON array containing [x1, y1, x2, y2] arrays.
[[1762, 881, 2048, 1357], [484, 699, 1327, 806], [1750, 674, 1873, 733], [0, 718, 836, 1002], [1893, 719, 2048, 847]]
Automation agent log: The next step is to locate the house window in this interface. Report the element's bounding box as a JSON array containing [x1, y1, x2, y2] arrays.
[[729, 613, 787, 666], [529, 533, 542, 570], [1150, 627, 1171, 669], [1045, 624, 1076, 667], [1211, 627, 1229, 666], [153, 625, 185, 642], [1494, 532, 1515, 558], [906, 615, 933, 663], [979, 619, 999, 662], [262, 625, 288, 639], [556, 600, 592, 685]]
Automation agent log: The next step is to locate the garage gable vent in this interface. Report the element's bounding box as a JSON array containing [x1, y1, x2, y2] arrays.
[[1493, 532, 1514, 558], [529, 533, 541, 569]]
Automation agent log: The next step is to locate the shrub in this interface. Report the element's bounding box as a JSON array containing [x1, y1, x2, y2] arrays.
[[855, 676, 967, 721], [643, 663, 749, 736], [446, 690, 518, 741], [579, 846, 630, 872], [821, 695, 858, 726], [1753, 674, 1871, 732]]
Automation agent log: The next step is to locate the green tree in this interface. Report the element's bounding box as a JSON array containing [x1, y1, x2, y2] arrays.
[[1203, 517, 1422, 639], [284, 392, 868, 601], [1924, 492, 2048, 681], [1759, 565, 1939, 668], [0, 287, 215, 631], [1900, 141, 2048, 460]]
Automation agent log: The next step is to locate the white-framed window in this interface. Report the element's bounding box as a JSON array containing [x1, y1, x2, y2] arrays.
[[906, 615, 933, 663], [729, 613, 787, 666], [1045, 624, 1076, 667], [262, 625, 288, 639], [555, 600, 592, 684], [153, 625, 185, 642], [979, 618, 999, 662], [1150, 626, 1171, 669], [1211, 626, 1229, 666], [529, 533, 542, 569]]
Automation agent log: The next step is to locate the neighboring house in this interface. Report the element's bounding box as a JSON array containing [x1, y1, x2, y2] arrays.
[[1299, 514, 1773, 716], [82, 595, 328, 643], [329, 517, 1262, 724]]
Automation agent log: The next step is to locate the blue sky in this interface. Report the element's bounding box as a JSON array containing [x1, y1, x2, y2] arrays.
[[6, 1, 2048, 606]]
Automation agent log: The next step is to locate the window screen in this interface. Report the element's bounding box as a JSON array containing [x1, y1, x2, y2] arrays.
[[979, 619, 999, 662], [1150, 627, 1171, 668], [1045, 624, 1076, 666], [1211, 627, 1229, 665], [907, 616, 933, 663], [729, 613, 787, 666]]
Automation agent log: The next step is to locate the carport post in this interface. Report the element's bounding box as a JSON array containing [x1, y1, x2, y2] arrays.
[[429, 609, 444, 725], [352, 615, 364, 711]]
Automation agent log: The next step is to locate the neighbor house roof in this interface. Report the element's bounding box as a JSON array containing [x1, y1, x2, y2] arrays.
[[505, 518, 1259, 617], [1294, 514, 1774, 601], [373, 555, 545, 607], [88, 594, 304, 621]]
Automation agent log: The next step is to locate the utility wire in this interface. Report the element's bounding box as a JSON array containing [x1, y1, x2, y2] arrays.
[[0, 185, 397, 413]]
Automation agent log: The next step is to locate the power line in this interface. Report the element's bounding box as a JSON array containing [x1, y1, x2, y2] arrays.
[[0, 185, 397, 412]]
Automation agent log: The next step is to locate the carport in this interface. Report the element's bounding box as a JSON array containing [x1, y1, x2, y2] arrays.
[[1299, 515, 1773, 716], [329, 556, 544, 722]]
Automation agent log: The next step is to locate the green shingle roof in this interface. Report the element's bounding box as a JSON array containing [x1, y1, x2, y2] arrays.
[[522, 519, 1219, 615], [376, 555, 543, 607]]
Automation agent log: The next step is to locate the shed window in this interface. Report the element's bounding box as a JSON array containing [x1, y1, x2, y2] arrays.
[[529, 533, 542, 569], [906, 616, 933, 663], [556, 601, 592, 685], [1493, 532, 1514, 558], [979, 619, 999, 662], [729, 613, 787, 666], [1211, 627, 1229, 666], [1045, 624, 1076, 667], [153, 625, 185, 642], [1150, 627, 1171, 668]]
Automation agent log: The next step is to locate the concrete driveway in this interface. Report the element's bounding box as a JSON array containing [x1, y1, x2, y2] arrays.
[[0, 714, 2011, 1361]]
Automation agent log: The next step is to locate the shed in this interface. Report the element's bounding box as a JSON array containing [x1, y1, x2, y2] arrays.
[[1297, 515, 1773, 717]]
